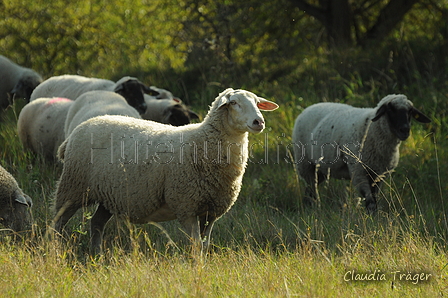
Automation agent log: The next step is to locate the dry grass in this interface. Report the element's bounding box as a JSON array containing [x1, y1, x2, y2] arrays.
[[0, 233, 446, 297]]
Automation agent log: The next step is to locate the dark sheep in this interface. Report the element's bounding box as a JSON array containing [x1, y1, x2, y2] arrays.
[[0, 165, 33, 232], [0, 55, 43, 109]]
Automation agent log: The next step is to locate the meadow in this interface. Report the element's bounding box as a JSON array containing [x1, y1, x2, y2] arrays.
[[0, 82, 447, 297], [1, 0, 447, 295]]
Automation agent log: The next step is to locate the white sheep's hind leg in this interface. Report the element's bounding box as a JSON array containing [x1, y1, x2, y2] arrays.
[[53, 178, 90, 234], [199, 215, 216, 253], [53, 199, 83, 233], [90, 204, 113, 256], [179, 216, 203, 255]]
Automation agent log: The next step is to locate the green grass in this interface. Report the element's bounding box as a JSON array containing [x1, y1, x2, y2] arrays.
[[0, 89, 447, 297]]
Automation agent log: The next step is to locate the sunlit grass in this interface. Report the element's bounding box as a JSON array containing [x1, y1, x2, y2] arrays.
[[0, 234, 446, 297]]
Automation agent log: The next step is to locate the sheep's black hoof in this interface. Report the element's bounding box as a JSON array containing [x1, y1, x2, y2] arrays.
[[365, 201, 377, 214]]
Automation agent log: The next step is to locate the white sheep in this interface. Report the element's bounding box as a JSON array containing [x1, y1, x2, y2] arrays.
[[29, 74, 159, 114], [141, 93, 199, 126], [292, 94, 431, 212], [0, 164, 33, 232], [64, 90, 141, 137], [52, 88, 279, 255], [0, 55, 43, 109], [18, 92, 141, 162], [17, 97, 74, 161]]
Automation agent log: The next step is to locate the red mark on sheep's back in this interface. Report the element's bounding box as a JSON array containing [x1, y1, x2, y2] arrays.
[[47, 97, 72, 105]]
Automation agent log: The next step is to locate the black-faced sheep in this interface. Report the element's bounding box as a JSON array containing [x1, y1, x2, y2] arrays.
[[141, 86, 199, 126], [0, 55, 43, 109], [29, 74, 159, 114], [17, 97, 74, 161], [142, 94, 199, 126], [52, 88, 279, 255], [292, 94, 431, 212], [0, 164, 33, 232]]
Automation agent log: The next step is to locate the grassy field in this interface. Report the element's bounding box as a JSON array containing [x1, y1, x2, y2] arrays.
[[0, 87, 447, 297]]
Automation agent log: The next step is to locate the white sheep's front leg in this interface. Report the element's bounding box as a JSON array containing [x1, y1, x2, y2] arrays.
[[199, 215, 216, 251]]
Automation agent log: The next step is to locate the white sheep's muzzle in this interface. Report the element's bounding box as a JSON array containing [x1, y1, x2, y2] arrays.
[[247, 118, 265, 133]]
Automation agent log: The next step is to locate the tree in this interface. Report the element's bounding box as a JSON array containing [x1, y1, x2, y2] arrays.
[[289, 0, 420, 48], [0, 0, 186, 79]]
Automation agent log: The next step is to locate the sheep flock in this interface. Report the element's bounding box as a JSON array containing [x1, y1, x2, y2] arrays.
[[0, 54, 433, 257]]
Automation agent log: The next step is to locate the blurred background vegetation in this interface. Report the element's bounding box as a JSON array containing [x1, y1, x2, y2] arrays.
[[0, 0, 447, 252], [1, 0, 446, 105]]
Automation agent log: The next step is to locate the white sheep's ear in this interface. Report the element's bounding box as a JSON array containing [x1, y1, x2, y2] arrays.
[[257, 97, 279, 111], [217, 88, 235, 109]]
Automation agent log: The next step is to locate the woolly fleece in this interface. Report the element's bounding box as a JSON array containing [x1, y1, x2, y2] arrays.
[[64, 90, 141, 137], [29, 75, 114, 101], [17, 97, 73, 161]]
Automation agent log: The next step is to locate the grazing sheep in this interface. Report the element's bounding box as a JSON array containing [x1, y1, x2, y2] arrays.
[[53, 88, 279, 255], [141, 86, 199, 125], [17, 97, 74, 161], [0, 55, 43, 109], [112, 76, 158, 114], [29, 74, 159, 114], [142, 94, 199, 126], [0, 164, 33, 232], [30, 75, 111, 101], [292, 94, 431, 212], [64, 90, 142, 137], [147, 86, 177, 101]]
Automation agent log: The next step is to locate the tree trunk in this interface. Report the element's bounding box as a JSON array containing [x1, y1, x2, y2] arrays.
[[326, 0, 352, 47], [290, 0, 353, 48], [359, 0, 420, 47], [290, 0, 420, 48]]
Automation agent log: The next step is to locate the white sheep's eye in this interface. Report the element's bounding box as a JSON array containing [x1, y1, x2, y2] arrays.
[[229, 100, 237, 105]]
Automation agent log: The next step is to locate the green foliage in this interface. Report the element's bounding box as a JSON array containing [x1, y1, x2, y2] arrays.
[[1, 0, 447, 105], [0, 0, 186, 79]]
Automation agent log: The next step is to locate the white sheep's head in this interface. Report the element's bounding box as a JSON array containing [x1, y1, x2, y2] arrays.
[[216, 88, 279, 134], [372, 94, 431, 141]]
